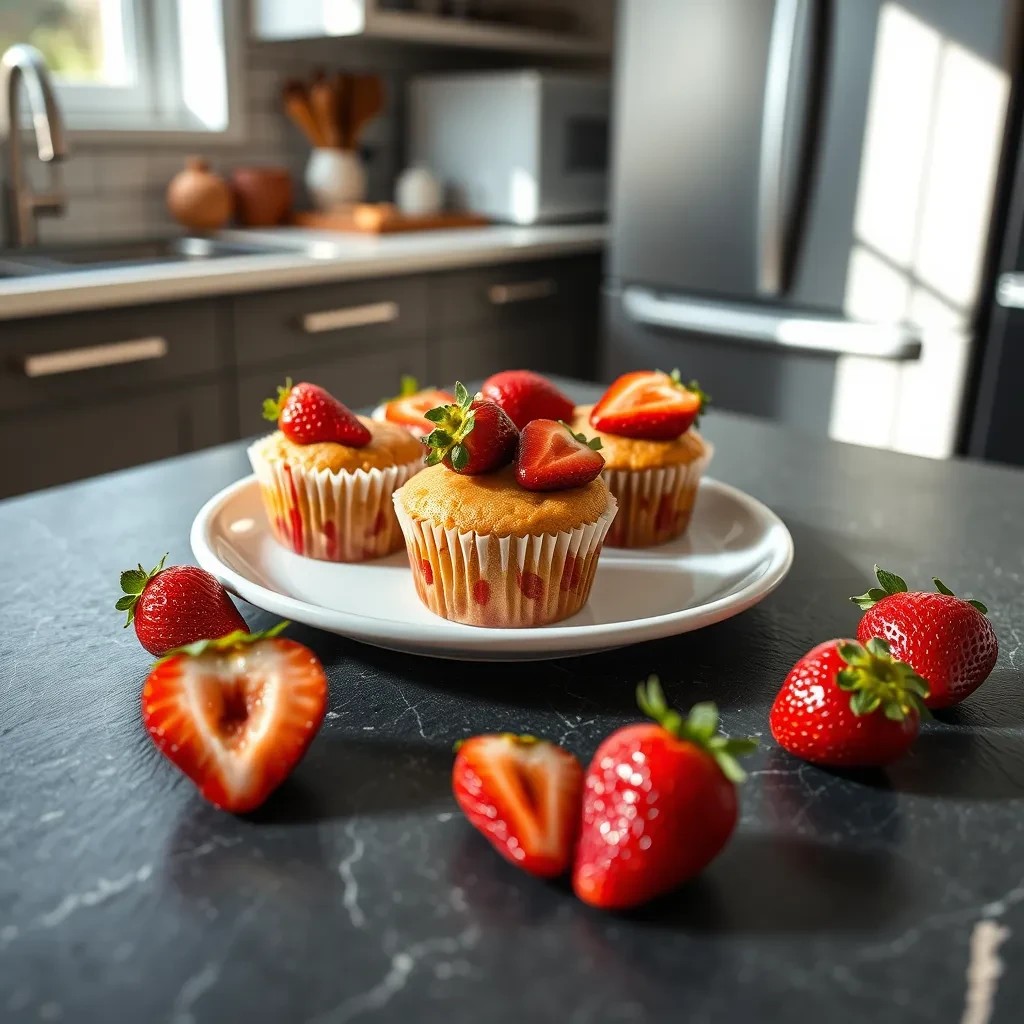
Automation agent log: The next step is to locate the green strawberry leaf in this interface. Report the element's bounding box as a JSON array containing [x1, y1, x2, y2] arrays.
[[450, 443, 470, 471], [119, 569, 148, 595], [850, 587, 888, 611], [933, 577, 955, 597], [968, 599, 989, 615], [115, 595, 135, 612], [156, 621, 289, 666], [400, 374, 419, 397], [874, 565, 908, 596], [454, 381, 470, 408], [423, 407, 448, 423]]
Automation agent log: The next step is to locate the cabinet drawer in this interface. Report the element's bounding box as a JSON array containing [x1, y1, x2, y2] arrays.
[[436, 319, 581, 384], [0, 382, 228, 498], [433, 259, 583, 334], [237, 343, 429, 438], [232, 277, 428, 369], [0, 302, 225, 414]]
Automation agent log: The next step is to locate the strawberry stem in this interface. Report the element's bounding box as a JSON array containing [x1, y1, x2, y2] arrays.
[[115, 553, 168, 627], [262, 378, 293, 423], [422, 381, 476, 469], [851, 565, 990, 616], [155, 621, 290, 665], [835, 637, 930, 720], [635, 675, 757, 783]]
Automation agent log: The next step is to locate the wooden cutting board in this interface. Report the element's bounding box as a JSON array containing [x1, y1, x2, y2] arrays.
[[293, 204, 489, 234]]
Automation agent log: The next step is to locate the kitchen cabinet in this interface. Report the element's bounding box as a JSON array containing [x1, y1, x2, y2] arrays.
[[0, 383, 227, 498], [0, 252, 600, 497]]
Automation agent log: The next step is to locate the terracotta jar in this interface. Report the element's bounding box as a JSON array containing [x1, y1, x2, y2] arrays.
[[230, 166, 294, 227], [166, 157, 233, 232]]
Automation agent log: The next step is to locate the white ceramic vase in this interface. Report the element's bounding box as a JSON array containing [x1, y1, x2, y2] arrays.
[[305, 148, 366, 211]]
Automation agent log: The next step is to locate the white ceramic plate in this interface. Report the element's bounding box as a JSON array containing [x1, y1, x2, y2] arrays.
[[191, 476, 793, 661]]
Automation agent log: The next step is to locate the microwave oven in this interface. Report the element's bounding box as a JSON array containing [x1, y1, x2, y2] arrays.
[[407, 71, 609, 225]]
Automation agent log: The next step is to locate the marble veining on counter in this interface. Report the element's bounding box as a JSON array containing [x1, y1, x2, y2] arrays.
[[0, 223, 607, 322], [1, 381, 1024, 1024]]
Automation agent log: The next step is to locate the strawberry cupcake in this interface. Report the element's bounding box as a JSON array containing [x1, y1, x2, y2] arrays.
[[371, 376, 454, 440], [393, 383, 617, 627], [576, 370, 712, 548], [249, 379, 423, 562]]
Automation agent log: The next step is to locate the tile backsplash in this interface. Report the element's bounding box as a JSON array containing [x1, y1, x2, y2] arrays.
[[33, 30, 533, 246]]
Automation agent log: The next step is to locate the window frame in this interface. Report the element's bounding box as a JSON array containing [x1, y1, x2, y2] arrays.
[[43, 0, 245, 144]]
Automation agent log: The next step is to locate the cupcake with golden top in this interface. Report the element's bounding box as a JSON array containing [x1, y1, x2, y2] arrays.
[[393, 382, 617, 627], [577, 369, 712, 548], [249, 379, 423, 562]]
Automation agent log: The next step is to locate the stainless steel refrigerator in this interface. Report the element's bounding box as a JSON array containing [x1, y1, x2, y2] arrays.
[[601, 0, 1021, 458]]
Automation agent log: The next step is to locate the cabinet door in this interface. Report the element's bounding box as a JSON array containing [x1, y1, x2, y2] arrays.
[[436, 319, 581, 383], [236, 343, 429, 437], [0, 382, 228, 498]]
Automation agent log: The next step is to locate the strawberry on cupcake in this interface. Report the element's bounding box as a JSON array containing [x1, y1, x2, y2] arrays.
[[249, 379, 424, 562], [392, 382, 618, 628], [577, 369, 712, 548], [372, 376, 455, 440]]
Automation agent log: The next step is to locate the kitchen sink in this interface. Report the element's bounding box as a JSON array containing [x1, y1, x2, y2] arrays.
[[0, 236, 304, 276]]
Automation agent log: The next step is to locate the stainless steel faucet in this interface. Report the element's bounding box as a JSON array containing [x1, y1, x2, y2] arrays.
[[0, 44, 68, 247]]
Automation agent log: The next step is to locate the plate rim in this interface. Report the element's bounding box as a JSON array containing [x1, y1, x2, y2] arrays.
[[190, 475, 794, 655]]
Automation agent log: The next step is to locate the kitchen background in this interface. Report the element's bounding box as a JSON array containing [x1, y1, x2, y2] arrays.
[[3, 0, 1024, 499], [23, 0, 613, 243]]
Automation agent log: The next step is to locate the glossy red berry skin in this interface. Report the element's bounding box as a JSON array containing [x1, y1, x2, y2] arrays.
[[857, 593, 998, 708]]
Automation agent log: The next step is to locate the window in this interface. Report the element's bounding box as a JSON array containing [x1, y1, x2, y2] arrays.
[[0, 0, 236, 134]]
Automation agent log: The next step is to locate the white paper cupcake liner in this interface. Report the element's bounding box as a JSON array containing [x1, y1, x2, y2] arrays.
[[604, 442, 713, 548], [393, 493, 618, 628], [248, 443, 422, 562]]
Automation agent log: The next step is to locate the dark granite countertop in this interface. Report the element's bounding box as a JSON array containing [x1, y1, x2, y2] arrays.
[[2, 380, 1023, 1024]]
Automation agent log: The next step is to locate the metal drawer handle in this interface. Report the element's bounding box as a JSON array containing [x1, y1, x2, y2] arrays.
[[301, 301, 399, 334], [488, 279, 557, 305], [21, 336, 169, 378]]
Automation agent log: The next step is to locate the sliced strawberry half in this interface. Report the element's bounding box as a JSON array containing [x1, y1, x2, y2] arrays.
[[515, 418, 604, 491], [142, 624, 328, 813], [452, 734, 583, 878], [378, 376, 455, 439], [591, 369, 708, 441]]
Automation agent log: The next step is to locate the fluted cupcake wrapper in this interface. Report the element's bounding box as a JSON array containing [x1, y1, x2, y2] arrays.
[[392, 494, 618, 628], [248, 443, 422, 562], [603, 443, 713, 548]]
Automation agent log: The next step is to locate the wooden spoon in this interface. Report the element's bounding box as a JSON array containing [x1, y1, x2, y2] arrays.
[[348, 74, 385, 150], [309, 71, 341, 149], [282, 79, 325, 148]]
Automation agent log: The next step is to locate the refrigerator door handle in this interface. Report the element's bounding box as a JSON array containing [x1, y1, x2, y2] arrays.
[[757, 0, 804, 297], [621, 287, 922, 361]]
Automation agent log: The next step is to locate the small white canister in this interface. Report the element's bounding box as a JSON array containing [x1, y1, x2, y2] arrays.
[[395, 165, 442, 217], [305, 149, 367, 211]]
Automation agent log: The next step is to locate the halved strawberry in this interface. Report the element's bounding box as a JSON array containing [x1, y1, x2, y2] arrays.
[[515, 419, 604, 491], [142, 623, 328, 813], [480, 370, 575, 430], [423, 381, 518, 474], [377, 376, 455, 440], [263, 378, 370, 447], [453, 733, 583, 878], [590, 369, 708, 441]]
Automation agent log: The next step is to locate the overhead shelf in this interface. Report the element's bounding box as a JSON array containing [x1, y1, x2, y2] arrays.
[[252, 1, 611, 57]]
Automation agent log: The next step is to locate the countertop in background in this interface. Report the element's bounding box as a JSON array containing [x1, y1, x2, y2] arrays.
[[0, 223, 607, 322], [2, 380, 1023, 1023]]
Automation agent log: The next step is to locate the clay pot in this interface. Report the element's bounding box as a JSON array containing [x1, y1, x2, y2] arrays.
[[231, 166, 294, 227], [166, 157, 233, 232]]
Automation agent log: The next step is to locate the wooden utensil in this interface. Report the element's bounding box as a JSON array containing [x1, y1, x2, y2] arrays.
[[347, 74, 385, 150], [282, 79, 325, 148], [333, 72, 352, 151], [309, 71, 342, 150]]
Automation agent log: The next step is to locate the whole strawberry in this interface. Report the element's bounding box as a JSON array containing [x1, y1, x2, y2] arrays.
[[480, 370, 575, 430], [851, 566, 998, 708], [770, 637, 930, 766], [117, 555, 249, 657], [423, 381, 518, 474], [573, 677, 756, 910], [263, 378, 370, 447]]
